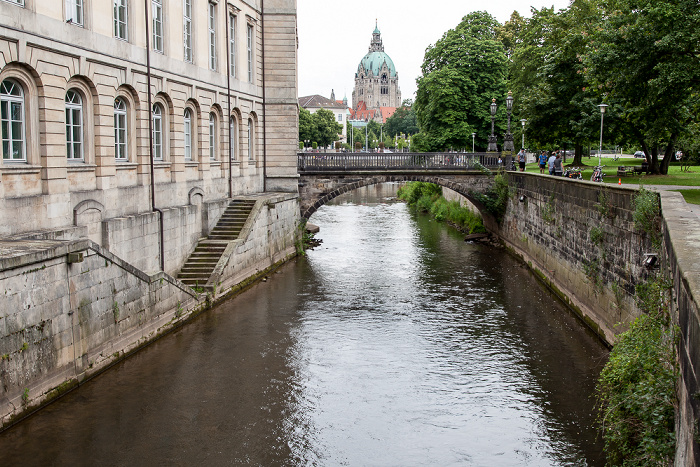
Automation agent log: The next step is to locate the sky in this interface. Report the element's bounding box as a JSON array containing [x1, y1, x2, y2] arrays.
[[297, 0, 572, 104]]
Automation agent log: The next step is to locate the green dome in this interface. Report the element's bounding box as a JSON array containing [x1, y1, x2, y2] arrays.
[[359, 52, 397, 78]]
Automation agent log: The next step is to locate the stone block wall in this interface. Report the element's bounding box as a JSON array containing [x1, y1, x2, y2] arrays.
[[0, 240, 200, 428], [499, 173, 653, 343]]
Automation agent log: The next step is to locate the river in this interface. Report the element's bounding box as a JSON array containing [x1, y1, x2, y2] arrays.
[[0, 184, 608, 466]]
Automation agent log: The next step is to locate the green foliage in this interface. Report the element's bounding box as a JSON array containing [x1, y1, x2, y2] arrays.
[[597, 189, 614, 219], [22, 388, 29, 405], [298, 107, 314, 144], [470, 172, 511, 223], [590, 225, 605, 246], [20, 342, 28, 352], [632, 188, 661, 247], [398, 182, 486, 234], [414, 11, 507, 151], [299, 107, 343, 149], [541, 194, 556, 225], [597, 276, 677, 466], [383, 106, 419, 138]]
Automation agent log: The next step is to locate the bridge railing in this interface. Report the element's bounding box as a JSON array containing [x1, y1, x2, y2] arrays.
[[297, 152, 510, 171]]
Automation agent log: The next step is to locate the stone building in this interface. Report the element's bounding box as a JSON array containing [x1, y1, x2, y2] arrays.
[[351, 23, 400, 123], [0, 0, 300, 427], [0, 0, 298, 250]]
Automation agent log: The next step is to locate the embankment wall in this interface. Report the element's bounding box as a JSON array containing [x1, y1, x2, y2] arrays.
[[0, 193, 300, 429]]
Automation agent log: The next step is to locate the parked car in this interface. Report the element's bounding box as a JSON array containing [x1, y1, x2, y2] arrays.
[[634, 151, 645, 158]]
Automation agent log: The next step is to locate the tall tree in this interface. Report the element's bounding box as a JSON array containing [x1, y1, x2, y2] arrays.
[[299, 107, 314, 145], [383, 106, 419, 138], [586, 0, 700, 174], [311, 108, 343, 149], [508, 1, 603, 165], [414, 11, 508, 151]]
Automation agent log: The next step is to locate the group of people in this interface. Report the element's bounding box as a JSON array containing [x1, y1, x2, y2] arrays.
[[514, 148, 565, 176]]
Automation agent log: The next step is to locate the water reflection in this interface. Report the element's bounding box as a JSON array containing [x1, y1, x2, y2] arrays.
[[0, 183, 607, 466]]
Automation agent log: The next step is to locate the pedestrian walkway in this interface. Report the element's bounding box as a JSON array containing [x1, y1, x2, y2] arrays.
[[638, 185, 700, 219]]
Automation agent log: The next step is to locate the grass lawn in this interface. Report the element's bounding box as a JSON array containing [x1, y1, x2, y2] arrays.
[[523, 156, 700, 186], [674, 189, 700, 205]]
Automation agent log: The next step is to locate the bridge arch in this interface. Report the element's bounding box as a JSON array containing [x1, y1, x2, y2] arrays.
[[298, 174, 497, 229]]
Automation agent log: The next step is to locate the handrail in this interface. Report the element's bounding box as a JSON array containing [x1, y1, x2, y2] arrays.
[[297, 152, 508, 171]]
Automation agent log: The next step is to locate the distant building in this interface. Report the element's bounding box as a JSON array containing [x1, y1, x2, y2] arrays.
[[298, 91, 350, 145], [351, 23, 400, 123]]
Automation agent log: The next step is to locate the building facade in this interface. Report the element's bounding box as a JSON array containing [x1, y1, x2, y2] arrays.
[[0, 0, 298, 245], [351, 24, 400, 123]]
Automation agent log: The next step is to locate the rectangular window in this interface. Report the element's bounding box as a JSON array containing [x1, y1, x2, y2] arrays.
[[229, 14, 236, 77], [337, 114, 342, 122], [208, 3, 217, 70], [66, 0, 83, 26], [152, 0, 163, 53], [247, 24, 253, 82], [183, 0, 192, 62], [114, 0, 128, 40]]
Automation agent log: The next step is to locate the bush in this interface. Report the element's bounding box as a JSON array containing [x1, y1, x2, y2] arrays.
[[596, 276, 678, 466]]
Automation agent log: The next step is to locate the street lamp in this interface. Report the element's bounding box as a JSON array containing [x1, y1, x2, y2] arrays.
[[503, 91, 514, 152], [488, 98, 498, 151], [598, 104, 608, 166], [471, 132, 476, 153], [520, 119, 527, 150]]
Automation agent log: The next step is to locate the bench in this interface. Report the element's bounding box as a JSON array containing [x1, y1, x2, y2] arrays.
[[617, 166, 629, 176]]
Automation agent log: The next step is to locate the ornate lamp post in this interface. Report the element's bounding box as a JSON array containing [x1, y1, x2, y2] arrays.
[[503, 91, 514, 152], [488, 98, 498, 151], [520, 119, 527, 149], [471, 132, 476, 153], [598, 104, 608, 166]]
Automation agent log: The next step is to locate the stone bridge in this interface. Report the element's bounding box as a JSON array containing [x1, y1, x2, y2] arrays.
[[297, 152, 507, 225]]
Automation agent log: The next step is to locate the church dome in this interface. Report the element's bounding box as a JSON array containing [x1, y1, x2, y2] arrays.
[[359, 52, 396, 78]]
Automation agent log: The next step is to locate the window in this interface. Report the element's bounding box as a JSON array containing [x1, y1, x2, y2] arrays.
[[65, 90, 83, 160], [247, 118, 254, 161], [152, 0, 163, 53], [1, 80, 25, 161], [209, 113, 216, 160], [229, 116, 237, 160], [114, 0, 128, 40], [183, 0, 192, 62], [247, 24, 253, 82], [184, 109, 192, 160], [114, 98, 127, 160], [66, 0, 83, 26], [228, 14, 236, 77], [208, 2, 217, 70], [337, 113, 342, 122], [152, 104, 163, 160]]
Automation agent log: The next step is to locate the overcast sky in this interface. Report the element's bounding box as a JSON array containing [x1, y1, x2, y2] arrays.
[[297, 0, 572, 103]]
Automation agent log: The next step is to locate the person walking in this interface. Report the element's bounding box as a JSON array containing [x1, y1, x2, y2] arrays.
[[538, 151, 548, 174], [553, 153, 563, 176], [547, 152, 556, 175], [517, 148, 527, 172]]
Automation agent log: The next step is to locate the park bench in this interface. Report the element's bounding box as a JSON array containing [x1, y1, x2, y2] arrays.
[[617, 166, 630, 177]]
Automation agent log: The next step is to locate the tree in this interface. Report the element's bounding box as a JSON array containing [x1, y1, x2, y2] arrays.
[[311, 108, 343, 149], [414, 11, 508, 151], [586, 0, 700, 174], [508, 2, 603, 165], [384, 107, 419, 138], [299, 107, 314, 145]]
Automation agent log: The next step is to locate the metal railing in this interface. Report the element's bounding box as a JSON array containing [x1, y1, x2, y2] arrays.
[[297, 152, 509, 172]]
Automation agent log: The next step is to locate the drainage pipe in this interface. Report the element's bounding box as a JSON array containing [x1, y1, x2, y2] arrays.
[[261, 0, 267, 192], [225, 10, 233, 200], [144, 0, 165, 272]]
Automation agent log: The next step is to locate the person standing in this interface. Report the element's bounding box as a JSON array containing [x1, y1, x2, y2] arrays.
[[517, 148, 527, 172], [547, 152, 556, 175], [538, 151, 548, 174], [553, 153, 563, 176]]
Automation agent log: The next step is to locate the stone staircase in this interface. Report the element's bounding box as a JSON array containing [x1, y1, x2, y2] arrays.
[[178, 199, 256, 290]]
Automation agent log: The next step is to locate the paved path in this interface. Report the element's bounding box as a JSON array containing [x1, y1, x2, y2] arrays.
[[636, 185, 700, 219]]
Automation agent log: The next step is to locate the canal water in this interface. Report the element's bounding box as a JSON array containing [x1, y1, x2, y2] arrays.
[[0, 184, 608, 466]]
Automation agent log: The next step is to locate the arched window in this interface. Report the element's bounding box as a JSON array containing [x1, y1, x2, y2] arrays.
[[114, 98, 128, 160], [65, 89, 83, 160], [1, 79, 25, 161], [247, 117, 254, 161], [209, 112, 217, 160], [184, 108, 192, 160], [152, 104, 163, 160], [229, 115, 238, 161]]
